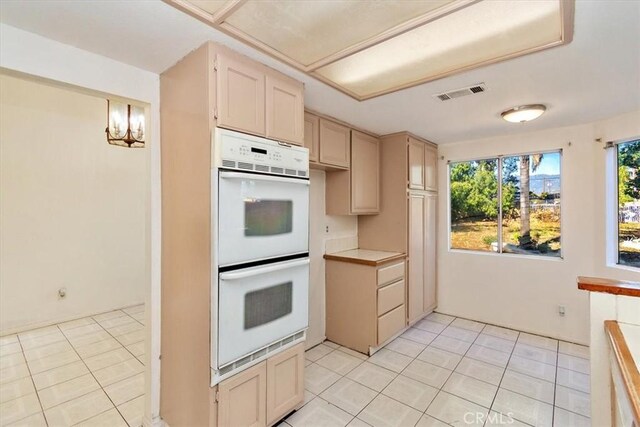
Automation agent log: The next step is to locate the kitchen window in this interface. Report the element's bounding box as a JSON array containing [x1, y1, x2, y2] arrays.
[[616, 139, 640, 268], [449, 151, 562, 257]]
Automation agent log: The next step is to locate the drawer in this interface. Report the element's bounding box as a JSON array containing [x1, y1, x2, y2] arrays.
[[377, 261, 404, 287], [377, 304, 405, 345], [377, 280, 404, 316]]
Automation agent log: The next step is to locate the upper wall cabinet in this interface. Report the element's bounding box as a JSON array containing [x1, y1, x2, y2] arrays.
[[319, 118, 350, 169], [216, 51, 304, 145], [408, 137, 425, 190], [424, 145, 438, 191], [266, 73, 304, 146], [303, 112, 320, 163]]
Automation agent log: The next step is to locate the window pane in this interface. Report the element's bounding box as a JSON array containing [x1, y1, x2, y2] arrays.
[[450, 159, 499, 251], [618, 140, 640, 268], [501, 153, 561, 257], [244, 199, 293, 236]]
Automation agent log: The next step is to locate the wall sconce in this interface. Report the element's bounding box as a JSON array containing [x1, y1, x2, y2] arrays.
[[106, 100, 145, 147]]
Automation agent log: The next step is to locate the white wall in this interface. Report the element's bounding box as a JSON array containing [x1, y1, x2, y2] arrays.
[[437, 110, 640, 345], [0, 24, 162, 427], [0, 74, 146, 332]]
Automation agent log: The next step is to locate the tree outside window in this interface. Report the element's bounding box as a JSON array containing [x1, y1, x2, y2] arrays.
[[618, 140, 640, 268]]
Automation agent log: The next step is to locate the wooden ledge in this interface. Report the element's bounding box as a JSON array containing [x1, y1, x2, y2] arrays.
[[577, 276, 640, 297], [604, 320, 640, 425]]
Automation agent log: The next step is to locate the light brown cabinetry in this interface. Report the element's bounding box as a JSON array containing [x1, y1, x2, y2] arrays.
[[319, 118, 350, 168], [325, 252, 406, 354], [326, 130, 380, 215], [266, 73, 304, 145], [303, 112, 319, 163], [359, 132, 438, 325], [266, 344, 304, 425]]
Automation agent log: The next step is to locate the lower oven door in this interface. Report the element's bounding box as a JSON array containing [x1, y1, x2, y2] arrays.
[[217, 257, 309, 367]]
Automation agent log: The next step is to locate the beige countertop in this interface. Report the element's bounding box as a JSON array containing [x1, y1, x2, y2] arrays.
[[323, 249, 406, 266]]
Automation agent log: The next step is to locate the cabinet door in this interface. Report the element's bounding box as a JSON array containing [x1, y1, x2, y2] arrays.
[[425, 146, 438, 191], [408, 138, 426, 190], [266, 73, 304, 145], [319, 119, 350, 168], [266, 344, 304, 425], [218, 362, 267, 427], [408, 192, 426, 323], [351, 131, 380, 214], [423, 193, 437, 311], [303, 112, 320, 163], [216, 53, 266, 136]]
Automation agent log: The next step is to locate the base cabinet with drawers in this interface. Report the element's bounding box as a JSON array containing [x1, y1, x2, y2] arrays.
[[217, 343, 305, 427], [324, 251, 407, 354]]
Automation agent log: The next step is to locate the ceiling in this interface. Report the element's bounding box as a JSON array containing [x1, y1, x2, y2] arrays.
[[0, 0, 638, 144]]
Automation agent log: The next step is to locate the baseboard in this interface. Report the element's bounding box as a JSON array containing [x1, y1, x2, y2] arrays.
[[144, 415, 165, 427]]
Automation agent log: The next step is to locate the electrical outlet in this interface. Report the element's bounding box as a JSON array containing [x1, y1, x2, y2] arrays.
[[325, 225, 329, 233], [58, 288, 67, 299], [558, 305, 566, 317]]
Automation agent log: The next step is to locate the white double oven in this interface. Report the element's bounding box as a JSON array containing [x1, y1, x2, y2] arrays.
[[212, 128, 309, 383]]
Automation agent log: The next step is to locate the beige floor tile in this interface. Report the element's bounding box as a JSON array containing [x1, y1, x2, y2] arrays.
[[125, 342, 145, 357], [44, 389, 113, 426], [417, 346, 462, 370], [402, 359, 452, 389], [0, 342, 22, 358], [107, 322, 143, 337], [75, 338, 123, 359], [316, 349, 363, 376], [38, 373, 100, 410], [19, 332, 66, 351], [555, 385, 590, 417], [130, 313, 144, 323], [401, 328, 437, 345], [384, 337, 425, 358], [358, 394, 422, 427], [347, 418, 372, 427], [286, 397, 352, 427], [23, 340, 73, 362], [0, 377, 35, 404], [484, 411, 529, 426], [517, 333, 558, 351], [346, 362, 396, 392], [305, 344, 335, 362], [415, 414, 448, 427], [322, 341, 340, 349], [136, 355, 145, 366], [114, 330, 144, 347], [501, 369, 554, 404], [122, 305, 144, 315], [451, 318, 486, 332], [454, 357, 504, 386], [67, 331, 112, 348], [61, 324, 104, 340], [557, 353, 589, 375], [117, 395, 144, 427], [304, 363, 341, 395], [508, 355, 556, 383], [5, 411, 47, 427], [92, 358, 144, 387], [425, 391, 488, 427], [556, 367, 590, 393], [92, 311, 127, 323], [425, 313, 455, 325], [0, 393, 42, 425], [57, 317, 96, 332], [27, 350, 80, 374], [368, 349, 412, 373], [75, 408, 128, 427], [558, 342, 589, 360], [441, 326, 478, 343], [0, 363, 31, 385], [104, 373, 144, 406], [303, 389, 315, 406], [413, 319, 446, 334], [1, 353, 26, 370], [84, 348, 132, 372], [18, 326, 59, 341], [513, 342, 557, 365], [474, 334, 516, 354], [382, 374, 438, 412], [337, 347, 368, 361], [442, 372, 497, 408], [31, 361, 89, 391], [320, 377, 377, 416], [553, 406, 591, 427], [466, 344, 510, 368], [97, 316, 137, 329], [492, 388, 553, 427], [0, 335, 19, 347], [481, 325, 519, 342], [430, 336, 472, 356]]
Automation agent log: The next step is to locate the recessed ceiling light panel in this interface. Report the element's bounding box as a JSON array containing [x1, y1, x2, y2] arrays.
[[501, 104, 547, 123]]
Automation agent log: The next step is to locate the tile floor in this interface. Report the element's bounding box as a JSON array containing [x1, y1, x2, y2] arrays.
[[0, 305, 145, 427], [287, 312, 590, 427]]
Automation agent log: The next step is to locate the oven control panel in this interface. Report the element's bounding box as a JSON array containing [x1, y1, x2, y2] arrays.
[[214, 128, 309, 177]]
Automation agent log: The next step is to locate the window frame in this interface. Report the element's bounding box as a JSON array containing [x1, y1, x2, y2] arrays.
[[448, 149, 563, 259], [612, 137, 640, 270]]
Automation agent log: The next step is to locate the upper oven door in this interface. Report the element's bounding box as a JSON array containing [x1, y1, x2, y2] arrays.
[[218, 171, 309, 267]]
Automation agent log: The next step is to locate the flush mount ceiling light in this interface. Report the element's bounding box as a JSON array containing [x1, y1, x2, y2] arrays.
[[106, 100, 145, 148], [165, 0, 574, 101], [501, 104, 547, 123]]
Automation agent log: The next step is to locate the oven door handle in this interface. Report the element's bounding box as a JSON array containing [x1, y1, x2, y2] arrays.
[[219, 171, 310, 186], [219, 259, 310, 281]]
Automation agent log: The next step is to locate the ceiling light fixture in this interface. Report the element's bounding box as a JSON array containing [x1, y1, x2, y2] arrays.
[[501, 104, 547, 123], [106, 100, 145, 147]]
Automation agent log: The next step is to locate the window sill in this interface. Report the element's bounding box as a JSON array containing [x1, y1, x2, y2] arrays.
[[607, 263, 640, 273], [448, 248, 563, 262]]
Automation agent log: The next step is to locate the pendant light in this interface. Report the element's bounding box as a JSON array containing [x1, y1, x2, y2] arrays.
[[106, 99, 145, 147]]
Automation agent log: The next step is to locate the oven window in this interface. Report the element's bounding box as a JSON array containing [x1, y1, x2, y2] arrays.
[[244, 282, 293, 330], [245, 200, 293, 236]]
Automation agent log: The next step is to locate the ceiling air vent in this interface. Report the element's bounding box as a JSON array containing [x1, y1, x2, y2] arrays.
[[434, 83, 486, 101]]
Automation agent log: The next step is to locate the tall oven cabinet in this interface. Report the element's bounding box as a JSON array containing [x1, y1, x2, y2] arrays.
[[359, 133, 438, 324], [160, 42, 306, 427]]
